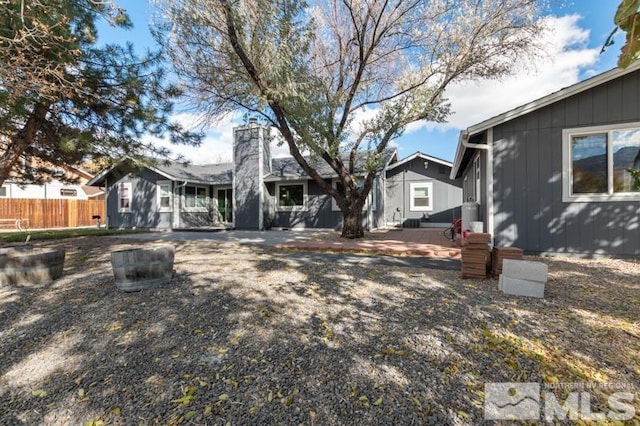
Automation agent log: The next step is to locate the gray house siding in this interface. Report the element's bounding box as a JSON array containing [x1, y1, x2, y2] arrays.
[[106, 169, 172, 229], [491, 69, 640, 256], [264, 180, 341, 229], [263, 178, 383, 230], [178, 183, 216, 228], [385, 157, 462, 226], [234, 126, 266, 230]]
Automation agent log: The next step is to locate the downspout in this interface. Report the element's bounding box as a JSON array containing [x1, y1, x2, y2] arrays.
[[460, 129, 495, 245]]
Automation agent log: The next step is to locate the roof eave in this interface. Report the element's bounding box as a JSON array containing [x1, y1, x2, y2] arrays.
[[387, 151, 453, 171], [86, 164, 117, 186]]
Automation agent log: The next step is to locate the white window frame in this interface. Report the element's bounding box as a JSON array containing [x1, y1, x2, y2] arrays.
[[331, 178, 376, 211], [157, 180, 172, 212], [276, 180, 308, 211], [409, 181, 434, 211], [183, 184, 209, 212], [118, 182, 132, 213], [562, 122, 640, 202]]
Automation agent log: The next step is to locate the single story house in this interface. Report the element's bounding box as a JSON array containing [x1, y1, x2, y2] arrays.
[[451, 61, 640, 257], [88, 124, 463, 231]]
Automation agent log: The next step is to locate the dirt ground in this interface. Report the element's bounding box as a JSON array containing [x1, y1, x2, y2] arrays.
[[1, 236, 639, 425]]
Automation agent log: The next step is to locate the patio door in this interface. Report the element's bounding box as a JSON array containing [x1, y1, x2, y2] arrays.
[[217, 188, 233, 223]]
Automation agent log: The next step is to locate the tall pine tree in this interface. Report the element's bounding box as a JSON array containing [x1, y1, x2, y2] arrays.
[[0, 0, 200, 186]]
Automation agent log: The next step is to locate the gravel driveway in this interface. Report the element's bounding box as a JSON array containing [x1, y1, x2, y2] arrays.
[[1, 236, 639, 425]]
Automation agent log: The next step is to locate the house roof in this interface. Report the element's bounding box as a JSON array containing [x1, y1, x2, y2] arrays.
[[87, 149, 397, 186], [450, 61, 640, 179], [385, 151, 452, 171], [153, 162, 234, 185], [265, 149, 397, 181], [81, 185, 105, 198]]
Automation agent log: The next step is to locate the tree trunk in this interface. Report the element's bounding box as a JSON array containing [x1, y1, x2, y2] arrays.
[[0, 104, 48, 187], [341, 205, 364, 239]]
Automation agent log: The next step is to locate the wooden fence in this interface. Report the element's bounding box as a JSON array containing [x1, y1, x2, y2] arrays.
[[0, 198, 105, 229]]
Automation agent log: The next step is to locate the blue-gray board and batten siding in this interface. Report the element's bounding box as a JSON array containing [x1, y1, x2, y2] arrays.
[[106, 169, 171, 229], [385, 157, 463, 227], [106, 169, 214, 230], [233, 126, 264, 230], [263, 177, 384, 230], [474, 68, 640, 256]]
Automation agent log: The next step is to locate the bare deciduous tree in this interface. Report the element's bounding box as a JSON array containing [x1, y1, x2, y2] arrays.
[[155, 0, 545, 238]]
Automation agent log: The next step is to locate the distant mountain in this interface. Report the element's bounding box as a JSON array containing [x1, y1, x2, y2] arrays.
[[574, 146, 640, 172]]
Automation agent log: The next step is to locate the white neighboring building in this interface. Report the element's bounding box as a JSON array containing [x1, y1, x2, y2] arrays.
[[0, 182, 89, 199], [0, 166, 103, 200]]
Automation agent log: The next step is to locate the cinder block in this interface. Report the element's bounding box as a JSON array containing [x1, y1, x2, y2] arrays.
[[502, 259, 548, 283], [500, 276, 545, 298]]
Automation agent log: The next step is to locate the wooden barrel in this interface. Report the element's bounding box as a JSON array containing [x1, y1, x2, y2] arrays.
[[0, 247, 66, 287], [110, 245, 175, 292]]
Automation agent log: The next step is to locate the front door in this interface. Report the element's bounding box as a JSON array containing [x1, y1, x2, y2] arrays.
[[217, 188, 233, 223]]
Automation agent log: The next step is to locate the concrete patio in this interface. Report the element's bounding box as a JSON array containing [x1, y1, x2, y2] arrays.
[[120, 228, 461, 259]]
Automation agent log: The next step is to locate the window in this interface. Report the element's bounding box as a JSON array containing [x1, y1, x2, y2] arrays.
[[563, 123, 640, 201], [184, 185, 208, 210], [157, 181, 172, 211], [331, 179, 376, 211], [0, 186, 6, 197], [276, 181, 307, 211], [60, 188, 77, 197], [410, 182, 433, 211], [118, 182, 132, 212]]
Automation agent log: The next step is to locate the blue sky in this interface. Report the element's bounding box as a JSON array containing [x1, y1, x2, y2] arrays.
[[97, 1, 623, 164]]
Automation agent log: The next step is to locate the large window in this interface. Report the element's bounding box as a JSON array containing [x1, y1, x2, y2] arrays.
[[118, 182, 132, 212], [410, 182, 433, 211], [157, 181, 172, 211], [184, 185, 208, 210], [0, 186, 6, 197], [563, 123, 640, 201], [276, 181, 307, 211]]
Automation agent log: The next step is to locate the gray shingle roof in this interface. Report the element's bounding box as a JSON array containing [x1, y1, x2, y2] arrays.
[[153, 162, 233, 185], [88, 149, 397, 187], [265, 149, 396, 181]]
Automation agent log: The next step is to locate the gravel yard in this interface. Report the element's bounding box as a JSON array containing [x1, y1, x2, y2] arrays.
[[1, 236, 639, 425]]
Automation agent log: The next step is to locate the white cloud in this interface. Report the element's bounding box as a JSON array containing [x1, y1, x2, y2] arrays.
[[147, 112, 294, 164], [145, 112, 237, 164], [407, 14, 601, 134]]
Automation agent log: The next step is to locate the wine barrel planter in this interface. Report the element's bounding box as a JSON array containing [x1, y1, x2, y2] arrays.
[[0, 246, 66, 287], [110, 245, 175, 292]]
